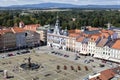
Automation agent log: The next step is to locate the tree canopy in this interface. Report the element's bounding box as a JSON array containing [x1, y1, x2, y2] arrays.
[[0, 9, 120, 29]]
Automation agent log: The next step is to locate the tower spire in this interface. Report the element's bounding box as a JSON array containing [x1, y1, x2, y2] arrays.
[[53, 14, 60, 35], [105, 22, 112, 29]]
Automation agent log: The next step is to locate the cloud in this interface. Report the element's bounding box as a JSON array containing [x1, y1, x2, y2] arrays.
[[0, 0, 119, 6]]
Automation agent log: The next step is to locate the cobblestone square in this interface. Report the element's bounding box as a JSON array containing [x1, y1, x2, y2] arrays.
[[0, 51, 92, 80]]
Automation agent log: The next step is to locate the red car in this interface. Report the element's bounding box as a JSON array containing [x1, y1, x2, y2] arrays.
[[64, 55, 69, 57], [102, 60, 106, 63], [7, 53, 14, 57]]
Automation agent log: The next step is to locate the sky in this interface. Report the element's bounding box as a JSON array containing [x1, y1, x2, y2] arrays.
[[0, 0, 120, 7]]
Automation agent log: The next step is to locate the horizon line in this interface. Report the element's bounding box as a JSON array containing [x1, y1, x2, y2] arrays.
[[0, 2, 120, 7]]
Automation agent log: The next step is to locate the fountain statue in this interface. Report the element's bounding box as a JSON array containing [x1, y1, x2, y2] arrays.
[[20, 57, 39, 70]]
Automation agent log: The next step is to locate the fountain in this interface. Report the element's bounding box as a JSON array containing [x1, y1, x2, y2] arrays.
[[20, 57, 40, 70]]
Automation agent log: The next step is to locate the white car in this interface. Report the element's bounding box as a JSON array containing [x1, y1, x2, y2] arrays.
[[1, 55, 6, 58]]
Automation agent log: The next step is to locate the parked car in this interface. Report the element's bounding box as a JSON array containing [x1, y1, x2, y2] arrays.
[[84, 60, 90, 64], [99, 64, 105, 67], [7, 53, 14, 57], [59, 53, 63, 56], [21, 50, 30, 54], [64, 55, 69, 57], [89, 59, 94, 62], [1, 55, 6, 58], [106, 62, 112, 65], [75, 57, 78, 60], [77, 56, 80, 58], [55, 52, 58, 55], [102, 60, 106, 63], [51, 51, 55, 54], [16, 52, 21, 55]]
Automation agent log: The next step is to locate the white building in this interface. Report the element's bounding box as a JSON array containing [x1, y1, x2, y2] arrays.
[[47, 16, 68, 50], [47, 19, 120, 63], [108, 39, 120, 62], [95, 38, 120, 63], [95, 38, 108, 58]]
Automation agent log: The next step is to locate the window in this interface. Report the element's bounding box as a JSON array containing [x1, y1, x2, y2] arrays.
[[103, 52, 105, 54], [25, 33, 27, 36]]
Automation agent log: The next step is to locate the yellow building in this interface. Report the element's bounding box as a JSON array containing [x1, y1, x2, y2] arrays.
[[36, 27, 47, 45], [66, 29, 81, 52]]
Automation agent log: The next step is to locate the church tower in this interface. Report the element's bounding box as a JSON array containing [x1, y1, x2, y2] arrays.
[[19, 21, 25, 28], [107, 22, 111, 29], [53, 16, 60, 35], [63, 27, 69, 36]]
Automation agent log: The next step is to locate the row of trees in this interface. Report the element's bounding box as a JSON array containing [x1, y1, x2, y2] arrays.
[[0, 9, 120, 29]]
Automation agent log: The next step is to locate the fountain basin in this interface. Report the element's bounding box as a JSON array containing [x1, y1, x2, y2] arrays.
[[20, 63, 40, 70]]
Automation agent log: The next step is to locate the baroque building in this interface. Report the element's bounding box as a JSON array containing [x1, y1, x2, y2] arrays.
[[47, 16, 68, 50]]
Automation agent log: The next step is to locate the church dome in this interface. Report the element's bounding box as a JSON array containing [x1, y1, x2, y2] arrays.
[[63, 27, 69, 36]]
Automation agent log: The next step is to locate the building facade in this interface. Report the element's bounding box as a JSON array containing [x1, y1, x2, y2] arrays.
[[47, 16, 68, 50], [0, 27, 40, 52], [0, 29, 16, 51], [12, 27, 27, 48], [36, 26, 48, 45]]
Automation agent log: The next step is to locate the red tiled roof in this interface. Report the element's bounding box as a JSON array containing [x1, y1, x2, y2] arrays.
[[90, 34, 100, 42], [100, 32, 110, 38], [68, 29, 81, 34], [101, 29, 114, 35], [112, 39, 120, 50], [69, 33, 80, 38], [11, 27, 26, 33], [23, 24, 40, 31], [0, 27, 26, 35], [76, 37, 84, 42], [112, 66, 120, 74], [90, 69, 115, 80], [0, 29, 12, 35], [100, 69, 115, 80]]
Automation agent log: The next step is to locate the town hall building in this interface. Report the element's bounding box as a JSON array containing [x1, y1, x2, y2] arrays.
[[47, 16, 68, 50]]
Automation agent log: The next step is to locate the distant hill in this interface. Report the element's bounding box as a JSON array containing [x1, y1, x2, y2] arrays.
[[0, 3, 120, 9], [9, 3, 79, 8]]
